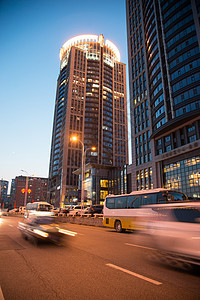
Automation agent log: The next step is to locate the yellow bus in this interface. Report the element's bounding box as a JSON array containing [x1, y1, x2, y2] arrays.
[[103, 188, 188, 232]]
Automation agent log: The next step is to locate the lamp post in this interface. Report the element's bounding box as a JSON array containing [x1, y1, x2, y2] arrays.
[[71, 136, 96, 212], [20, 170, 34, 206], [21, 170, 29, 207]]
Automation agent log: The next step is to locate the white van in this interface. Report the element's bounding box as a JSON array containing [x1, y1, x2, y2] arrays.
[[25, 202, 54, 218]]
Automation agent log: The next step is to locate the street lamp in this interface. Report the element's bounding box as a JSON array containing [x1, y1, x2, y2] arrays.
[[21, 170, 29, 206], [20, 170, 34, 206], [71, 136, 96, 212]]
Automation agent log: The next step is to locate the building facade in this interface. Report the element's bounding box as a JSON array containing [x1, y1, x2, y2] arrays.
[[10, 179, 16, 208], [48, 34, 128, 207], [0, 180, 9, 208], [126, 0, 200, 197], [13, 176, 48, 207]]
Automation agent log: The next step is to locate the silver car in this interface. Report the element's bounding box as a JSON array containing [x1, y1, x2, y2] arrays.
[[138, 201, 200, 268]]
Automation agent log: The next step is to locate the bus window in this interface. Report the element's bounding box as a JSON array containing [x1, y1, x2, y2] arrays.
[[157, 192, 166, 204], [115, 196, 127, 209], [39, 204, 51, 211], [169, 192, 186, 201], [142, 193, 157, 205], [106, 197, 115, 209], [127, 196, 142, 208], [127, 196, 135, 208]]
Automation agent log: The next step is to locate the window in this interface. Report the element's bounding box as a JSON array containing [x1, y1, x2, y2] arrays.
[[188, 125, 195, 133], [115, 197, 127, 209], [100, 180, 108, 188], [169, 192, 186, 201], [157, 139, 162, 145], [157, 192, 166, 203], [127, 195, 142, 208], [142, 193, 157, 205], [100, 190, 108, 200], [106, 197, 115, 209], [166, 145, 172, 152], [189, 135, 197, 143]]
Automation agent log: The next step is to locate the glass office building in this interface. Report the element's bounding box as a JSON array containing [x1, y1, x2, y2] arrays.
[[126, 0, 200, 197], [48, 34, 128, 207]]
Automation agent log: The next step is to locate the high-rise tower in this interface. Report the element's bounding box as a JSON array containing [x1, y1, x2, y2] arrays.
[[49, 34, 128, 207], [126, 0, 200, 197]]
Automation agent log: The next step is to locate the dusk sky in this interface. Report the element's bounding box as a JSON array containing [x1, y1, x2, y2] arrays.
[[0, 0, 129, 189]]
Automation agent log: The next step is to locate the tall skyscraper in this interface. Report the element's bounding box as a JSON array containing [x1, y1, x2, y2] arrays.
[[126, 0, 200, 197], [48, 34, 128, 207]]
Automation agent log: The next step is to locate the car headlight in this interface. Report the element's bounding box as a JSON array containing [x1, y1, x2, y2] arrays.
[[59, 228, 77, 236], [33, 229, 49, 238]]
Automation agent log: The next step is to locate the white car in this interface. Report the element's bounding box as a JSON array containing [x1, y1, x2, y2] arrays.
[[76, 207, 90, 216], [138, 201, 200, 268], [68, 205, 87, 216], [9, 208, 19, 215]]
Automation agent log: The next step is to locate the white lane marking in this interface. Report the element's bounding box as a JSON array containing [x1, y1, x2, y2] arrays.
[[125, 243, 156, 251], [9, 225, 13, 227], [0, 286, 5, 300], [106, 263, 162, 286]]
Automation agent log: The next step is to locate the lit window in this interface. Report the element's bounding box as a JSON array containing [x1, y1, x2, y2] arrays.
[[100, 180, 108, 188]]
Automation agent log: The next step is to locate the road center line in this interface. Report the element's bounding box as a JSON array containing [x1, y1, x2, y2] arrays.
[[125, 243, 156, 251], [106, 263, 162, 286], [0, 286, 5, 300]]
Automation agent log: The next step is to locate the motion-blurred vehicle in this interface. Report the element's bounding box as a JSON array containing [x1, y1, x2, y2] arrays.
[[1, 209, 9, 216], [76, 207, 90, 216], [58, 208, 70, 216], [9, 208, 19, 215], [53, 208, 59, 214], [18, 215, 77, 245], [68, 205, 87, 216], [103, 188, 189, 232], [88, 205, 103, 217], [25, 202, 53, 218], [19, 206, 26, 215], [137, 202, 200, 268]]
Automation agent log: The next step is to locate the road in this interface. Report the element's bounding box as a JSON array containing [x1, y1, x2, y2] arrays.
[[0, 216, 199, 300]]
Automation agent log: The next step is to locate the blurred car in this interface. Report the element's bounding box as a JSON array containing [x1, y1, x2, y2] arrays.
[[19, 206, 26, 215], [68, 205, 87, 216], [53, 208, 60, 216], [1, 209, 9, 216], [18, 215, 77, 245], [138, 202, 200, 268], [88, 205, 103, 217], [76, 207, 90, 216], [58, 208, 69, 217], [9, 208, 19, 215]]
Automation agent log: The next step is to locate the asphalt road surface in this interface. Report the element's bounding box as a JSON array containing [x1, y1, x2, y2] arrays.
[[0, 216, 200, 300]]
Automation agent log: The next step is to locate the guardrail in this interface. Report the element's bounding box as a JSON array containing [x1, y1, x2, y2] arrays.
[[4, 211, 104, 227], [56, 214, 104, 227]]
